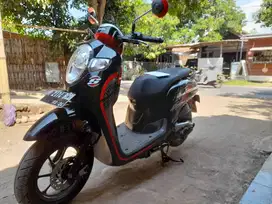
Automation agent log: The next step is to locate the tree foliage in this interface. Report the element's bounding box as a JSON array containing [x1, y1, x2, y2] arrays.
[[168, 0, 210, 24], [0, 0, 80, 57], [125, 0, 245, 59], [170, 0, 245, 42], [0, 0, 246, 60], [71, 0, 142, 33], [256, 0, 272, 27], [124, 3, 191, 59], [72, 0, 106, 24]]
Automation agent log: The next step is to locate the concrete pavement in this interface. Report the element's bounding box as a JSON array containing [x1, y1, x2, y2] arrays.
[[0, 83, 130, 125], [240, 154, 272, 204], [0, 81, 132, 106], [1, 82, 271, 107], [1, 82, 272, 203], [198, 85, 272, 100], [0, 94, 271, 204]]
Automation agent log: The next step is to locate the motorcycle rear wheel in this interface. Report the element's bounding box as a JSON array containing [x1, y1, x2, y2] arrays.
[[169, 103, 192, 147], [14, 133, 93, 204]]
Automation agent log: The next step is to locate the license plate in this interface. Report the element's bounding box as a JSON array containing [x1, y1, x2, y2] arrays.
[[41, 90, 76, 108]]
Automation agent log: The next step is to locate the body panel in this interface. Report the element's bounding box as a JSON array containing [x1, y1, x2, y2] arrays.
[[98, 73, 156, 165], [94, 135, 113, 165], [117, 119, 167, 155], [167, 79, 198, 123], [24, 107, 76, 141]]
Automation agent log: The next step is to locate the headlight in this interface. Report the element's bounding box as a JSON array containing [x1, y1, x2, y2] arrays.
[[89, 58, 111, 72], [66, 44, 93, 84]]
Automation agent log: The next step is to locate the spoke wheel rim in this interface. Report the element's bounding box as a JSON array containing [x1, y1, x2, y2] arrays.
[[35, 145, 84, 201]]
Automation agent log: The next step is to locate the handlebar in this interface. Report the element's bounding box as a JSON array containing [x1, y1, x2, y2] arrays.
[[138, 35, 164, 43], [119, 32, 164, 44], [133, 32, 164, 43]]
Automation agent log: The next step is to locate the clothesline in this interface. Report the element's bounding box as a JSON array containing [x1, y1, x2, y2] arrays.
[[1, 20, 88, 34]]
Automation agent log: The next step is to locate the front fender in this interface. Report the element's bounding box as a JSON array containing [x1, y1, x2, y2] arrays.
[[24, 107, 77, 141]]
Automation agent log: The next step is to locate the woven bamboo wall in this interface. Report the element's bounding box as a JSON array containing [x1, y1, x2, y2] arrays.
[[3, 31, 66, 90]]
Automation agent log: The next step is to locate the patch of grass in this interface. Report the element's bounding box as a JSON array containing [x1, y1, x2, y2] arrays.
[[224, 80, 272, 87]]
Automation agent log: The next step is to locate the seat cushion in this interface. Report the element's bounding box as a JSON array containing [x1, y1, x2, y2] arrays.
[[128, 68, 190, 108]]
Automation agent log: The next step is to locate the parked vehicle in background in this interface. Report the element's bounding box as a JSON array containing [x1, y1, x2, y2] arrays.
[[195, 68, 224, 88], [185, 58, 224, 88]]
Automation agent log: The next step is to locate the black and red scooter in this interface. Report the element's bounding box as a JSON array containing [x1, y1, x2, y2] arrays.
[[14, 1, 200, 203]]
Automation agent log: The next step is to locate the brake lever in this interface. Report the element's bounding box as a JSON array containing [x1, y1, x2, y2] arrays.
[[89, 14, 99, 25], [86, 28, 94, 36], [138, 40, 150, 47], [83, 28, 94, 41], [119, 36, 149, 47]]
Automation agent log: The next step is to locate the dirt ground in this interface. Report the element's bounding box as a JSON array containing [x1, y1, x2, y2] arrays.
[[0, 94, 271, 204]]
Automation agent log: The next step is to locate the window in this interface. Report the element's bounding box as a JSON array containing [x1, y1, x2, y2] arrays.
[[201, 52, 213, 58], [253, 51, 272, 64]]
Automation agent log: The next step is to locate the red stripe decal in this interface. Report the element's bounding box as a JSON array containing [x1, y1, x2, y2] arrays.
[[100, 73, 152, 161]]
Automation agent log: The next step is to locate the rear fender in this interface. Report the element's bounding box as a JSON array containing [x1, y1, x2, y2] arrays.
[[168, 79, 198, 122], [23, 107, 77, 141], [193, 95, 200, 103]]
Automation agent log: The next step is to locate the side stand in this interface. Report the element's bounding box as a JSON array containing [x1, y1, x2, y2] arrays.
[[160, 143, 184, 166]]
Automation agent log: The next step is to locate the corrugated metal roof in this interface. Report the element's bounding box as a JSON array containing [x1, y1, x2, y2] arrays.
[[250, 46, 272, 51], [242, 33, 272, 39], [190, 40, 247, 48], [166, 43, 196, 49], [167, 39, 247, 49]]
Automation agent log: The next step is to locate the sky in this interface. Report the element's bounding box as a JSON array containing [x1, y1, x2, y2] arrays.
[[71, 0, 272, 34], [237, 0, 271, 33]]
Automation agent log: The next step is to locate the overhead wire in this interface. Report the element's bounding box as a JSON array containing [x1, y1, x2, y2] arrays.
[[0, 20, 88, 33]]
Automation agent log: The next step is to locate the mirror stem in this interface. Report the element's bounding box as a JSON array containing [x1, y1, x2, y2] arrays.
[[132, 9, 152, 34]]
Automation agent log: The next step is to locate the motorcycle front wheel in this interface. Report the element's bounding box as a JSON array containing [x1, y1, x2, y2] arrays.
[[14, 133, 93, 204]]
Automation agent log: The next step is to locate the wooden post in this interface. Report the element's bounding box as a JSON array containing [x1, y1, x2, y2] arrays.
[[0, 12, 11, 105], [236, 42, 239, 61], [220, 43, 223, 58], [240, 39, 244, 61], [199, 47, 202, 58]]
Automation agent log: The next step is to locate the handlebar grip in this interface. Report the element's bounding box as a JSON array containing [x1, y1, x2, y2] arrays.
[[118, 36, 140, 44], [119, 34, 164, 44], [140, 35, 164, 43]]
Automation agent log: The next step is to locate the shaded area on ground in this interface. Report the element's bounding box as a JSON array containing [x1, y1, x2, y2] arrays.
[[0, 166, 17, 203], [1, 114, 271, 204], [227, 99, 272, 121]]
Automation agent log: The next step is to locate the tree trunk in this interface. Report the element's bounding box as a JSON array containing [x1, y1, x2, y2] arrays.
[[88, 0, 106, 25]]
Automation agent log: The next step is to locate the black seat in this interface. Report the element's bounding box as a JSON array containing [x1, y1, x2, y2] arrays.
[[128, 67, 190, 107]]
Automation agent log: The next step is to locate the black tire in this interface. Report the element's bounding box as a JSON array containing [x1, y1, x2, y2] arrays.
[[169, 103, 192, 147], [178, 103, 192, 122], [214, 81, 223, 88], [14, 133, 93, 204], [214, 75, 224, 88]]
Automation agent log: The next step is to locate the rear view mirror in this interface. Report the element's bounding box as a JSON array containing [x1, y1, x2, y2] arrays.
[[88, 7, 98, 25], [152, 0, 169, 18], [131, 0, 169, 33]]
